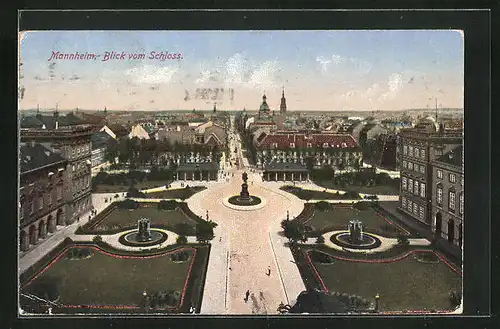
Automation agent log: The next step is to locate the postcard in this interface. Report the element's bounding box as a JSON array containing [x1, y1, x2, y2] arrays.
[[18, 30, 464, 316]]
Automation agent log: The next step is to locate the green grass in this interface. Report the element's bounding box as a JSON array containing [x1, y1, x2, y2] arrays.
[[94, 206, 198, 235], [281, 186, 360, 200], [23, 248, 192, 306], [313, 180, 399, 195], [94, 180, 172, 193], [306, 206, 400, 234], [311, 253, 462, 311], [145, 186, 207, 200]]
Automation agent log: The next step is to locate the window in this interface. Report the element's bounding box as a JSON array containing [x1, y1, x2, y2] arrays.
[[408, 179, 413, 193], [437, 169, 443, 179], [420, 183, 426, 198], [323, 142, 329, 148], [459, 193, 464, 215], [415, 148, 420, 158], [72, 165, 75, 172], [461, 176, 464, 186], [435, 149, 443, 156], [403, 145, 408, 155], [39, 195, 43, 210], [403, 160, 407, 169], [419, 205, 424, 219], [20, 202, 24, 219], [437, 187, 443, 205], [409, 146, 413, 157], [402, 177, 407, 190], [449, 173, 456, 183], [29, 199, 34, 214], [413, 203, 418, 214], [402, 197, 407, 208], [48, 190, 52, 206], [408, 162, 413, 170], [57, 185, 62, 200], [414, 181, 419, 195], [449, 191, 456, 211], [420, 165, 425, 174], [408, 200, 413, 211], [421, 149, 426, 159]]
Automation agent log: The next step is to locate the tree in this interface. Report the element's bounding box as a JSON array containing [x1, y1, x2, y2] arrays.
[[283, 220, 307, 244], [196, 220, 218, 243], [176, 235, 188, 245]]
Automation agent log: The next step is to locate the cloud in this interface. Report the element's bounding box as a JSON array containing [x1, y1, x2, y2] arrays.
[[316, 54, 371, 77], [193, 53, 281, 90], [126, 65, 178, 84]]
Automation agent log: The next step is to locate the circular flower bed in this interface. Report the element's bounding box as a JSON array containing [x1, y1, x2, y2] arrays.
[[118, 229, 168, 247], [227, 195, 262, 206], [414, 252, 440, 264], [330, 232, 382, 250]]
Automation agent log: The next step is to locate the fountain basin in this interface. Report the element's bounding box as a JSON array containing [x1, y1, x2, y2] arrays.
[[222, 195, 267, 211], [227, 195, 262, 206], [330, 232, 382, 250], [119, 229, 168, 247]]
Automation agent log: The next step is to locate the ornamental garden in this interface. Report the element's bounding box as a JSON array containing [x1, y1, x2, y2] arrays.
[[20, 198, 214, 314], [280, 199, 462, 313]]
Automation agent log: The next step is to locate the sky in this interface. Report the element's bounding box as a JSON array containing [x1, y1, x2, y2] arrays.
[[18, 30, 464, 111]]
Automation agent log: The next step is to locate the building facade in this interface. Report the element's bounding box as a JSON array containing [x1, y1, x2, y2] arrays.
[[431, 145, 464, 248], [254, 132, 363, 171], [398, 119, 463, 230], [19, 143, 69, 252], [20, 124, 93, 224]]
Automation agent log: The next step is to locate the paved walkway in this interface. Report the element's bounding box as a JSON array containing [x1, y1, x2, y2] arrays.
[[19, 193, 122, 273]]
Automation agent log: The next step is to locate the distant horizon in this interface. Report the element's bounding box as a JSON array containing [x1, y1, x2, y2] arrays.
[[19, 30, 464, 112]]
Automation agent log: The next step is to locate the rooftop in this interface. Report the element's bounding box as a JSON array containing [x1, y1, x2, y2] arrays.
[[20, 143, 67, 174], [435, 145, 463, 168]]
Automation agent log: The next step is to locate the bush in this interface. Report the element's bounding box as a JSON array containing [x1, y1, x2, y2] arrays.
[[66, 247, 94, 260], [92, 235, 103, 243], [309, 250, 334, 264], [343, 191, 361, 199], [157, 200, 179, 211], [117, 199, 140, 209], [171, 250, 190, 262], [127, 187, 146, 198], [397, 234, 410, 246], [353, 202, 370, 211], [150, 290, 181, 308], [316, 235, 325, 244], [176, 235, 188, 245], [315, 201, 331, 212]]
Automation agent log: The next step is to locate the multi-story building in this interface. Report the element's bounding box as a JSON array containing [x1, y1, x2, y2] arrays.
[[19, 142, 69, 252], [431, 145, 464, 248], [398, 118, 463, 231], [254, 132, 363, 174], [90, 131, 113, 168], [20, 119, 93, 224]]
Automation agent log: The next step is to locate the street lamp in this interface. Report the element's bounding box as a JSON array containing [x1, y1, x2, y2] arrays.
[[375, 293, 380, 312]]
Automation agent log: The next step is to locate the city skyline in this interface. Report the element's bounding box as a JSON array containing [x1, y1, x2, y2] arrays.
[[19, 30, 464, 112]]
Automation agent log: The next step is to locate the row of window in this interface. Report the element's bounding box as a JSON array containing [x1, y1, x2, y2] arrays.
[[73, 176, 90, 194], [436, 187, 464, 216], [72, 144, 90, 157], [403, 144, 426, 160], [402, 197, 425, 220], [21, 186, 63, 219], [436, 169, 462, 185], [271, 143, 355, 150], [402, 160, 425, 174], [401, 177, 426, 198]]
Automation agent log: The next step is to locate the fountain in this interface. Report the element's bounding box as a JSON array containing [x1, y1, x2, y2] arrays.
[[331, 219, 381, 250], [227, 171, 262, 206], [119, 217, 168, 247]]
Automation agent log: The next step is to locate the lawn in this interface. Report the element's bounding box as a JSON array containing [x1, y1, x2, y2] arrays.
[[313, 180, 399, 195], [144, 186, 207, 200], [94, 180, 172, 193], [310, 251, 462, 312], [305, 206, 404, 235], [281, 186, 361, 200], [93, 205, 199, 235], [22, 247, 193, 307]]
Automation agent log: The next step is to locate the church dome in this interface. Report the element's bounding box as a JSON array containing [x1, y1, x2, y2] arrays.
[[259, 94, 270, 112]]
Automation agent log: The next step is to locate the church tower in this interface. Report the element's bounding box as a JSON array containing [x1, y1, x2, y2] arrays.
[[280, 87, 287, 114]]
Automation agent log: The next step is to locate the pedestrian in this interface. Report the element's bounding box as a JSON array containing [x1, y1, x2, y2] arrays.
[[77, 216, 80, 222], [88, 215, 91, 221], [219, 237, 222, 242], [267, 266, 271, 276], [245, 290, 250, 302]]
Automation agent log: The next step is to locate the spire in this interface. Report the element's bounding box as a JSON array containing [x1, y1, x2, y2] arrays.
[[435, 97, 438, 123], [213, 103, 217, 113], [280, 87, 287, 114]]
